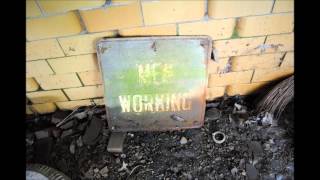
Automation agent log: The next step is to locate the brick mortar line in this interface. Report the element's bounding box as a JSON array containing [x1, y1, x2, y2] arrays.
[[176, 23, 179, 35], [139, 0, 145, 26], [27, 52, 97, 62], [44, 59, 57, 75], [263, 35, 268, 44], [270, 0, 277, 13], [55, 39, 67, 57], [278, 52, 287, 67], [26, 4, 293, 21], [207, 11, 294, 21], [250, 69, 255, 83], [26, 14, 293, 42], [34, 0, 45, 16], [61, 89, 71, 101], [27, 37, 292, 62], [62, 84, 103, 90], [219, 51, 290, 59], [75, 72, 85, 87], [204, 0, 208, 18], [75, 10, 88, 34]]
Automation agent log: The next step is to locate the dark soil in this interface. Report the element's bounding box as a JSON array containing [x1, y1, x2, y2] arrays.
[[26, 96, 294, 180]]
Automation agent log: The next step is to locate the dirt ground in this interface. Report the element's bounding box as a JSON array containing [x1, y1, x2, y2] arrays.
[[26, 96, 294, 180]]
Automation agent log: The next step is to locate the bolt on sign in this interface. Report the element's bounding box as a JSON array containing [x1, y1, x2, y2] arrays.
[[96, 36, 212, 131]]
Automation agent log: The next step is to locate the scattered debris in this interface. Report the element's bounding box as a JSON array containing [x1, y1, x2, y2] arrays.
[[212, 131, 226, 144], [180, 137, 188, 145], [26, 98, 293, 179]]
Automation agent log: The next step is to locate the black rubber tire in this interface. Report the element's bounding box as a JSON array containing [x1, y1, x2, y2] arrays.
[[26, 164, 70, 180]]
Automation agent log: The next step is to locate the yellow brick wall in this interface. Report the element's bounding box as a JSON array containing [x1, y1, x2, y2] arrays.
[[26, 0, 294, 114]]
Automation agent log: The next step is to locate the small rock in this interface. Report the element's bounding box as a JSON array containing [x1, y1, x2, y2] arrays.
[[118, 161, 128, 172], [93, 168, 99, 173], [69, 143, 75, 154], [234, 103, 242, 110], [246, 163, 259, 180], [264, 143, 271, 151], [242, 171, 246, 176], [231, 167, 238, 176], [180, 137, 188, 145], [115, 158, 120, 164], [84, 168, 94, 179], [206, 108, 221, 120], [61, 129, 73, 138], [34, 130, 49, 139], [99, 166, 109, 177], [51, 110, 70, 124], [172, 167, 179, 173], [261, 112, 273, 126], [76, 136, 83, 147], [74, 111, 87, 120]]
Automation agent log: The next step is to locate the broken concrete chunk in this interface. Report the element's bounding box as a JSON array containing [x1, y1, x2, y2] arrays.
[[82, 117, 102, 145], [246, 163, 259, 180]]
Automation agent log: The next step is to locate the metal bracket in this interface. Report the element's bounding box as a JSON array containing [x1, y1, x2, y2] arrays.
[[107, 132, 126, 153]]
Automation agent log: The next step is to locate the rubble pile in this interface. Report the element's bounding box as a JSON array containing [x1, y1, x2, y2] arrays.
[[26, 96, 294, 180]]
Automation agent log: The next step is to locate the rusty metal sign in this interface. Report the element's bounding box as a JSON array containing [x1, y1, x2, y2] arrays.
[[96, 36, 212, 132]]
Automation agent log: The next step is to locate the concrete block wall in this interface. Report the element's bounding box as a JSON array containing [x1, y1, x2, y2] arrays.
[[26, 0, 294, 114]]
